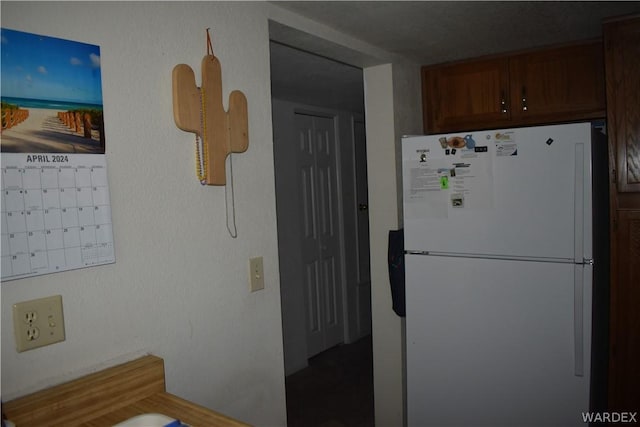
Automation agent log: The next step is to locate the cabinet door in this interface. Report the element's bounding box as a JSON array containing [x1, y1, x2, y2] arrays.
[[605, 15, 640, 415], [609, 210, 640, 412], [605, 16, 640, 193], [509, 41, 606, 124], [422, 58, 510, 133]]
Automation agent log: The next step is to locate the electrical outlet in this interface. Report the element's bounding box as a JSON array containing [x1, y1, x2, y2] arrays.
[[249, 256, 265, 292], [13, 295, 65, 352]]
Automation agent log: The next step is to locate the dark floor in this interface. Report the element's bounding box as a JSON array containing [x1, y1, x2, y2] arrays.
[[285, 335, 374, 427]]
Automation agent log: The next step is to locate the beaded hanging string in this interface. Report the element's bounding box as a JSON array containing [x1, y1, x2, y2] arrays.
[[194, 29, 216, 185], [195, 85, 207, 184]]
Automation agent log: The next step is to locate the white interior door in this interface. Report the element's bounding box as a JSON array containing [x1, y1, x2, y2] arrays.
[[296, 113, 344, 357], [406, 254, 592, 427]]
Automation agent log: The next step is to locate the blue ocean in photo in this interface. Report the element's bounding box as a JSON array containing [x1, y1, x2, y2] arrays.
[[1, 96, 103, 111]]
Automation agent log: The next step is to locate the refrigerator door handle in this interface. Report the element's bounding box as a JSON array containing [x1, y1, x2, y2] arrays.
[[574, 143, 585, 264], [574, 265, 584, 377]]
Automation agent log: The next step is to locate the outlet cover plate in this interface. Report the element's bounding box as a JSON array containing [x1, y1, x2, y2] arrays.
[[13, 295, 65, 352]]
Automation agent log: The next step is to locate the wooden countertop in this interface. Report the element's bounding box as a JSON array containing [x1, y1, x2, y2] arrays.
[[3, 355, 250, 427], [83, 392, 249, 426]]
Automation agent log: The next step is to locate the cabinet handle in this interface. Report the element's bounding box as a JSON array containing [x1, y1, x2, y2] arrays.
[[521, 86, 528, 112], [500, 91, 508, 113]]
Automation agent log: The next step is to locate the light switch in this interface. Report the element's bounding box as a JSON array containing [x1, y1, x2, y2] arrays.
[[249, 257, 264, 292]]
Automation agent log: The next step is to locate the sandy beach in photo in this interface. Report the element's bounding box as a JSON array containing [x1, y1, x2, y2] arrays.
[[1, 107, 104, 154]]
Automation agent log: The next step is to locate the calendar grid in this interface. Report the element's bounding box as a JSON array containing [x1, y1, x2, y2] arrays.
[[2, 154, 115, 281]]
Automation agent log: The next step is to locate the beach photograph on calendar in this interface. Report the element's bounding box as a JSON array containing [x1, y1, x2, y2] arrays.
[[1, 28, 105, 154]]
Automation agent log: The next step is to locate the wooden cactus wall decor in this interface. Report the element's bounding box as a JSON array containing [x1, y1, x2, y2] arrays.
[[172, 49, 248, 185]]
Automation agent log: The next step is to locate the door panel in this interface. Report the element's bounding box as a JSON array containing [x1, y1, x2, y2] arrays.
[[316, 119, 336, 239], [306, 261, 320, 333], [305, 260, 323, 357], [318, 165, 334, 236], [323, 257, 337, 325], [301, 166, 315, 239], [322, 254, 342, 348]]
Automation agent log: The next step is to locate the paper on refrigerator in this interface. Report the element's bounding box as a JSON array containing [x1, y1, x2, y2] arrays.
[[404, 144, 494, 219]]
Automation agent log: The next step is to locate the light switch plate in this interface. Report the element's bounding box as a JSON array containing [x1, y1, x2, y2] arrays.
[[13, 295, 65, 352], [249, 256, 265, 292]]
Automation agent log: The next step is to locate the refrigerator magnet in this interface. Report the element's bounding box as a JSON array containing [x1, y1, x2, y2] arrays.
[[440, 176, 449, 190]]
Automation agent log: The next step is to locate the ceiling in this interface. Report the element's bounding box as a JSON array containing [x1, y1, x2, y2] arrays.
[[269, 1, 640, 113]]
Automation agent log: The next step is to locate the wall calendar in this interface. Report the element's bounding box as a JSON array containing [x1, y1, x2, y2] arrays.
[[1, 28, 115, 281]]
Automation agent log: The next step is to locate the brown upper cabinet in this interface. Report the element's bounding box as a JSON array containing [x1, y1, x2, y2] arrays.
[[605, 15, 640, 193], [422, 41, 606, 134]]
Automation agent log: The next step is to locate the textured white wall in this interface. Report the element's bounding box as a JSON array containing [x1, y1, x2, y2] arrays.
[[363, 64, 405, 427], [393, 62, 424, 222], [390, 61, 424, 426], [363, 61, 422, 427], [0, 2, 286, 425]]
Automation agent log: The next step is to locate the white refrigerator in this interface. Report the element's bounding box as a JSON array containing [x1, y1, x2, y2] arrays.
[[402, 122, 605, 426]]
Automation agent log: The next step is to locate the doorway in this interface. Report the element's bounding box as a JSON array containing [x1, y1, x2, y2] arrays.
[[270, 41, 373, 423]]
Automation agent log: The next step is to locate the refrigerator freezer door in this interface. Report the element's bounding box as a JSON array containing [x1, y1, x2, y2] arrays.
[[402, 123, 593, 260], [406, 254, 592, 426]]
